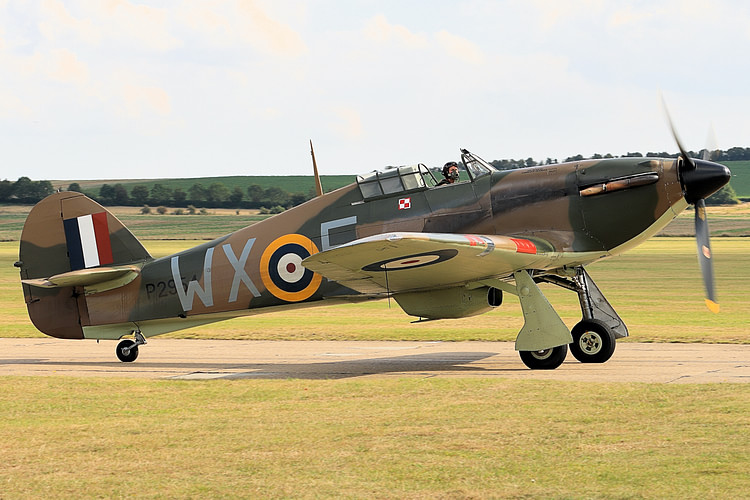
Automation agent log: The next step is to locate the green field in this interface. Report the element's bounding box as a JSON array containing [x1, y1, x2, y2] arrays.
[[52, 174, 357, 198], [725, 160, 750, 198], [0, 377, 747, 498], [0, 205, 269, 242], [3, 237, 749, 497]]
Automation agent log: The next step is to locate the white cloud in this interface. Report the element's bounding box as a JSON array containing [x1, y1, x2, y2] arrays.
[[0, 90, 33, 118], [262, 107, 280, 119], [45, 48, 90, 84], [2, 0, 750, 181], [99, 0, 181, 51], [609, 5, 657, 27], [435, 30, 484, 65], [176, 0, 307, 57], [237, 0, 307, 57], [363, 14, 428, 49], [38, 0, 101, 45], [38, 0, 181, 51], [120, 84, 170, 118], [106, 69, 171, 119], [330, 106, 363, 139], [525, 0, 606, 32]]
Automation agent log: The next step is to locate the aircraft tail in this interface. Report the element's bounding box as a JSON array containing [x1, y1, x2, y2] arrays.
[[18, 192, 152, 339]]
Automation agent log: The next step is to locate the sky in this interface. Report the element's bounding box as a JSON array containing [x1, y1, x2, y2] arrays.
[[2, 0, 750, 181]]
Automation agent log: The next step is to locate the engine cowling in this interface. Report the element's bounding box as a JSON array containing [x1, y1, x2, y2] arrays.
[[393, 286, 502, 319]]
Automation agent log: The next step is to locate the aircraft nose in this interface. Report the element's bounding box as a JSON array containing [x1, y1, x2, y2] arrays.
[[681, 159, 731, 204]]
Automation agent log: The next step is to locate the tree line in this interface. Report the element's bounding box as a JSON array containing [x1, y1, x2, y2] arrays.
[[0, 177, 314, 211], [85, 182, 314, 211], [490, 146, 750, 170], [0, 177, 54, 203], [3, 147, 748, 206]]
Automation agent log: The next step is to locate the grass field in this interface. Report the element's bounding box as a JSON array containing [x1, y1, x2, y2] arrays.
[[658, 202, 750, 236], [50, 174, 357, 198], [724, 160, 750, 198], [3, 232, 749, 497], [0, 377, 748, 498], [0, 204, 268, 242]]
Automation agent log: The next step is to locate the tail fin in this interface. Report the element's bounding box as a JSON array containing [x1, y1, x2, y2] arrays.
[[18, 192, 151, 339]]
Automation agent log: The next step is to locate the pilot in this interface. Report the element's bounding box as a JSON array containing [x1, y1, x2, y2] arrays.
[[437, 161, 460, 186]]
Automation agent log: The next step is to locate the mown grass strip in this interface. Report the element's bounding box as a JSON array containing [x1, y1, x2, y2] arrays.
[[0, 377, 747, 498]]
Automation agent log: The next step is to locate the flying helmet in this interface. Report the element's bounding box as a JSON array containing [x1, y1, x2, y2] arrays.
[[443, 161, 460, 180]]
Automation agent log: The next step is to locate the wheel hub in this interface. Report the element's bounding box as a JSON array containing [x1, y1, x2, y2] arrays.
[[531, 349, 553, 360], [579, 331, 602, 355]]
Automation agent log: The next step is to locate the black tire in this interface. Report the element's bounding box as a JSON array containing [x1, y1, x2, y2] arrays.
[[116, 339, 139, 363], [519, 344, 568, 370], [569, 319, 616, 363]]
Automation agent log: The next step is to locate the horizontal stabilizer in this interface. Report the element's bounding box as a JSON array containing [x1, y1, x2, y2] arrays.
[[22, 264, 141, 295]]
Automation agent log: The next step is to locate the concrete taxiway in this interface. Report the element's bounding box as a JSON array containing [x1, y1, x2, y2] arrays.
[[0, 338, 748, 383]]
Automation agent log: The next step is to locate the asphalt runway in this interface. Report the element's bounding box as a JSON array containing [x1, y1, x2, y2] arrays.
[[1, 338, 748, 383]]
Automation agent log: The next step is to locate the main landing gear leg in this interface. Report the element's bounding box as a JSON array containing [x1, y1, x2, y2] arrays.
[[116, 330, 147, 363], [541, 267, 627, 364]]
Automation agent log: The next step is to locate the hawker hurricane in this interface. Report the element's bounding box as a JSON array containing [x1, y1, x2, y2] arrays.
[[17, 131, 730, 369]]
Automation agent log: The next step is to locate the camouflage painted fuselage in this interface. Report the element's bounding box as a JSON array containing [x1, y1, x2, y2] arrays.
[[18, 156, 693, 340]]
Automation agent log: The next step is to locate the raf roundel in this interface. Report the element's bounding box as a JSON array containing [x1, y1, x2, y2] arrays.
[[361, 249, 458, 272], [260, 234, 322, 302]]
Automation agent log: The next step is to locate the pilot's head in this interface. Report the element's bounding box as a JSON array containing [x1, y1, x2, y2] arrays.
[[442, 161, 459, 183]]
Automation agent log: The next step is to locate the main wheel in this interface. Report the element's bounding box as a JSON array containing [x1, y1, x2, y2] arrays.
[[116, 339, 139, 363], [519, 344, 568, 370], [569, 319, 616, 363]]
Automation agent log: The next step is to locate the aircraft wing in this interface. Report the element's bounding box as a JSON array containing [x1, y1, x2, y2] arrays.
[[302, 232, 555, 294]]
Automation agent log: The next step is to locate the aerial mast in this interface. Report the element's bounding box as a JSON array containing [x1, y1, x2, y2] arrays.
[[309, 140, 324, 197]]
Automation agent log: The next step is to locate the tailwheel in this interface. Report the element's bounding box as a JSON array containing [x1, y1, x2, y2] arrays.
[[116, 339, 138, 362], [519, 344, 568, 370], [569, 319, 616, 363], [115, 330, 147, 363]]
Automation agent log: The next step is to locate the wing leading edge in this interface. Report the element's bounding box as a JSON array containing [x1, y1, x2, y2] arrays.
[[302, 232, 557, 294]]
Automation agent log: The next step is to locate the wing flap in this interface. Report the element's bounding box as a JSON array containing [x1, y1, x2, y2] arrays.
[[303, 232, 554, 294]]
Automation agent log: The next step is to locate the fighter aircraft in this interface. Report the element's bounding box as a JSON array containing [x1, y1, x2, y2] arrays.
[[16, 130, 730, 369]]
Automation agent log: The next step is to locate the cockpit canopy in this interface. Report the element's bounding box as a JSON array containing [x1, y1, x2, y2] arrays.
[[460, 148, 495, 180], [356, 164, 435, 200], [356, 149, 496, 201]]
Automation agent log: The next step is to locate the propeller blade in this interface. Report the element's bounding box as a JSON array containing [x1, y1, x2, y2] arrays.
[[694, 198, 719, 313], [662, 96, 726, 313], [661, 95, 696, 169], [702, 123, 718, 161]]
